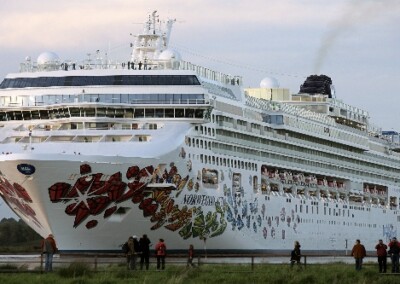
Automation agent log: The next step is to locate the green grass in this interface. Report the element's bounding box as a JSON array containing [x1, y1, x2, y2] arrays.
[[0, 262, 398, 284]]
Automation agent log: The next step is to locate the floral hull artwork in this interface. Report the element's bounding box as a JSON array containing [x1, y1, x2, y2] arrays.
[[47, 162, 227, 242]]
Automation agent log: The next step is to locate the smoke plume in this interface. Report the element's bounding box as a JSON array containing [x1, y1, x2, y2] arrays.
[[314, 0, 399, 74]]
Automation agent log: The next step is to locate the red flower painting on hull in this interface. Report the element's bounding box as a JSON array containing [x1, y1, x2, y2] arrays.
[[48, 164, 166, 228], [47, 162, 227, 242], [0, 176, 41, 227]]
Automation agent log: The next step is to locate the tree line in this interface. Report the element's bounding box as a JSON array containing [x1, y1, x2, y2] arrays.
[[0, 218, 42, 245]]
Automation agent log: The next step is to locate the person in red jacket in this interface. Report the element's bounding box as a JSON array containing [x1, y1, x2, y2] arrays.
[[375, 239, 388, 273], [155, 238, 166, 270], [187, 244, 195, 268], [41, 234, 58, 272]]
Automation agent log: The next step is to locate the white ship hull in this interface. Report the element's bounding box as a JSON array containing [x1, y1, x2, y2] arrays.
[[1, 129, 398, 253]]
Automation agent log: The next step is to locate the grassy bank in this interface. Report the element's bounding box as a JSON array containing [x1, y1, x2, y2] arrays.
[[0, 262, 398, 284]]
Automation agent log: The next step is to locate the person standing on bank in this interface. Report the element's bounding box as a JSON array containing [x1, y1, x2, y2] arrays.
[[41, 234, 58, 272], [155, 238, 166, 270], [187, 244, 195, 268], [375, 239, 387, 273], [290, 241, 301, 267], [139, 234, 151, 270], [388, 237, 400, 273], [126, 236, 136, 270], [351, 239, 366, 271]]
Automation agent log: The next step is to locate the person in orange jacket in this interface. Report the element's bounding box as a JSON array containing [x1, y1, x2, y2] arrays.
[[351, 239, 366, 271]]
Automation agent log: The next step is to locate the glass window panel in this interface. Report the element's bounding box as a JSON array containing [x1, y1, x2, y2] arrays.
[[173, 94, 181, 104], [22, 111, 31, 120], [135, 76, 144, 85], [175, 109, 184, 117], [124, 109, 133, 118], [195, 109, 204, 118], [185, 109, 194, 118], [142, 94, 152, 103], [158, 76, 167, 85], [31, 111, 40, 119], [165, 94, 173, 103], [155, 109, 164, 118], [143, 76, 152, 85], [135, 108, 144, 118], [39, 110, 49, 119], [99, 94, 106, 103], [114, 76, 123, 85], [106, 109, 115, 118], [121, 94, 129, 104], [180, 76, 189, 85], [158, 94, 166, 103], [96, 108, 106, 117], [112, 94, 121, 104], [172, 76, 180, 85], [69, 108, 80, 117], [145, 108, 155, 117], [165, 109, 174, 118], [85, 108, 95, 117], [181, 94, 190, 103], [115, 109, 124, 118]]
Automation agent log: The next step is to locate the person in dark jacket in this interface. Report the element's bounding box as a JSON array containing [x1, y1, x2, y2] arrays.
[[388, 237, 400, 273], [139, 234, 151, 270], [290, 241, 301, 267], [41, 234, 58, 272], [351, 239, 366, 271], [375, 239, 387, 273]]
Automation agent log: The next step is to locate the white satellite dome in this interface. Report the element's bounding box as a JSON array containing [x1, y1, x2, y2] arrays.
[[37, 51, 60, 66], [158, 49, 181, 61], [260, 77, 280, 88]]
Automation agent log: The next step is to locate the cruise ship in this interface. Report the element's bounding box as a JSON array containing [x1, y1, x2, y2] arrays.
[[0, 11, 399, 254]]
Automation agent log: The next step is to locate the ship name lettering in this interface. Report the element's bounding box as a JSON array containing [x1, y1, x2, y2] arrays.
[[183, 194, 215, 206]]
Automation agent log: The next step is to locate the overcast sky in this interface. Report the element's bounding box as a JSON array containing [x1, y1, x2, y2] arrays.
[[0, 0, 399, 219]]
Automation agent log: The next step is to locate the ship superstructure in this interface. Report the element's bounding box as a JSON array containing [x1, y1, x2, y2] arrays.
[[0, 11, 399, 254]]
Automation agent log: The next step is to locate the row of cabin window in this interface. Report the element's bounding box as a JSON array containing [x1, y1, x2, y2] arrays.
[[216, 126, 394, 187], [0, 107, 205, 121], [200, 153, 257, 171], [1, 93, 205, 107], [0, 75, 201, 89]]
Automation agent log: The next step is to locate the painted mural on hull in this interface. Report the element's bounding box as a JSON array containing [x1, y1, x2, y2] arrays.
[[42, 146, 307, 249], [0, 174, 42, 228]]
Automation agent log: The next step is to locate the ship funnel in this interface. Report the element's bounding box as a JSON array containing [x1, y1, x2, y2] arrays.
[[299, 74, 333, 98]]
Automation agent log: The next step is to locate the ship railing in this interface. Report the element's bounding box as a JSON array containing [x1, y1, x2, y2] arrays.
[[179, 60, 242, 86], [18, 59, 243, 87], [7, 254, 370, 273], [245, 95, 337, 127]]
